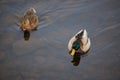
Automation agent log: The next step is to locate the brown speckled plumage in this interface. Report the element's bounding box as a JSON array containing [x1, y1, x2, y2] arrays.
[[20, 8, 38, 31]]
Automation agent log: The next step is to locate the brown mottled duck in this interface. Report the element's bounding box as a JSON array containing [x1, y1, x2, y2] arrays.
[[19, 8, 38, 40]]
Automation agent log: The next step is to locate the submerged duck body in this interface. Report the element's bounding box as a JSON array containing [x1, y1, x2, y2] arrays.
[[68, 29, 91, 56], [20, 8, 38, 31]]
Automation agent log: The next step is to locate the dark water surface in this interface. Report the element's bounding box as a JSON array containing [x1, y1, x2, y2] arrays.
[[0, 0, 120, 80]]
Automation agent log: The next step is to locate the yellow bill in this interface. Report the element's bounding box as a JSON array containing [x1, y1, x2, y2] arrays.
[[71, 49, 75, 56]]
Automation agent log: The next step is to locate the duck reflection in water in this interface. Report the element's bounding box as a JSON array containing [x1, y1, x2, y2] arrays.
[[71, 52, 88, 66], [24, 30, 30, 41], [71, 52, 81, 66]]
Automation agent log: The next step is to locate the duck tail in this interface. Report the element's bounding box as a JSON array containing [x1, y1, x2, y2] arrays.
[[31, 8, 36, 13]]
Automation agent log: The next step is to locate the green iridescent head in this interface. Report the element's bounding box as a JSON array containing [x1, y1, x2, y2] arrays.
[[72, 41, 80, 50]]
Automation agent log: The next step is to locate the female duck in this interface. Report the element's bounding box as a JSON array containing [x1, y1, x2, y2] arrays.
[[20, 8, 38, 31], [68, 29, 91, 56]]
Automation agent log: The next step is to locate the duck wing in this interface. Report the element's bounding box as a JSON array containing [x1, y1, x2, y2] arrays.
[[30, 15, 38, 28]]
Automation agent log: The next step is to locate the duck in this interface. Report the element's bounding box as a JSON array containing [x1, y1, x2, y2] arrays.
[[68, 29, 91, 56], [19, 8, 38, 31]]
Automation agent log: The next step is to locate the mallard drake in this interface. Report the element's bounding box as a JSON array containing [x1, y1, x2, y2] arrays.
[[20, 8, 38, 31], [68, 29, 91, 56]]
